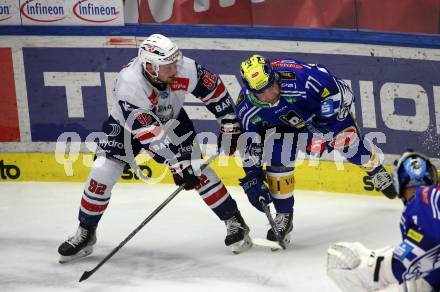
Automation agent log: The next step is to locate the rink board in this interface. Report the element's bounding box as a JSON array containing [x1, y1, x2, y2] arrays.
[[0, 152, 388, 196], [0, 29, 439, 195]]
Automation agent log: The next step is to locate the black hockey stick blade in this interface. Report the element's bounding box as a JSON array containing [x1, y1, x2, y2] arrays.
[[79, 270, 93, 282], [259, 198, 286, 250]]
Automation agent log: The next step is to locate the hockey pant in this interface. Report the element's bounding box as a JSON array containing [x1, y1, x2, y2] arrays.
[[78, 109, 238, 228]]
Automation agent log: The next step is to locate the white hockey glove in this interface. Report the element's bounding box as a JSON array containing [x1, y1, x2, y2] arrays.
[[327, 242, 397, 292]]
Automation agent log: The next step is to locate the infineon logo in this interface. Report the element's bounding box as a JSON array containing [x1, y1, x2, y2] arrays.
[[73, 0, 119, 23], [0, 4, 11, 21], [20, 0, 66, 23]]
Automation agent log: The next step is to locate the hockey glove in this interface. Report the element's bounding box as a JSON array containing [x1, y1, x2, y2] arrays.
[[326, 242, 397, 292], [218, 118, 241, 155], [239, 170, 272, 212], [169, 160, 200, 190]]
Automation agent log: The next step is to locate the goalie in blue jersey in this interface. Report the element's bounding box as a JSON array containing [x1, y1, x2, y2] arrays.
[[327, 151, 439, 291], [234, 54, 397, 246]]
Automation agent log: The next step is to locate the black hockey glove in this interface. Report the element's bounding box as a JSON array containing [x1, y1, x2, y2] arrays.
[[239, 170, 272, 212], [218, 118, 241, 155], [169, 160, 200, 190]]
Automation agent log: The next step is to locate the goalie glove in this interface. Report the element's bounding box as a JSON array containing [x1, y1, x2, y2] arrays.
[[326, 242, 397, 292]]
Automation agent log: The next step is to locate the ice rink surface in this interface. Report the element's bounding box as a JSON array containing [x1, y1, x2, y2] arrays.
[[0, 182, 404, 292]]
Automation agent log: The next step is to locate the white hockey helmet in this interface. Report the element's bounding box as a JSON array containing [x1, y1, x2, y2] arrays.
[[138, 34, 181, 79]]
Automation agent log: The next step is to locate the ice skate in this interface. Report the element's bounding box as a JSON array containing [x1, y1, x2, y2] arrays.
[[58, 225, 96, 263], [267, 212, 293, 247], [224, 211, 252, 254]]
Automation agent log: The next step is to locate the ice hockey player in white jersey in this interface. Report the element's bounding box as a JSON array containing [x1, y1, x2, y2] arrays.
[[58, 34, 251, 262], [327, 151, 439, 292]]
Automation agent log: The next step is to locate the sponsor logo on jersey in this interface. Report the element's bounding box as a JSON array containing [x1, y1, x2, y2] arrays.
[[178, 144, 193, 156], [120, 101, 133, 112], [329, 126, 357, 149], [394, 242, 413, 261], [278, 72, 296, 79], [275, 105, 287, 114], [73, 0, 120, 23], [201, 70, 218, 91], [237, 103, 248, 118], [147, 90, 158, 106], [170, 77, 189, 91], [407, 228, 424, 243], [250, 115, 262, 125], [281, 83, 295, 88], [20, 0, 66, 23], [214, 98, 231, 113], [279, 110, 305, 128], [283, 96, 297, 104], [99, 139, 123, 149], [0, 160, 20, 180], [159, 91, 168, 99], [321, 87, 331, 99], [320, 100, 334, 115], [272, 60, 304, 70], [0, 4, 12, 21], [135, 113, 154, 127], [107, 123, 121, 137]]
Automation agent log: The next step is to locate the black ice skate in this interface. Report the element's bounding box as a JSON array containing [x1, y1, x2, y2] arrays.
[[372, 168, 397, 199], [224, 211, 252, 254], [267, 212, 293, 246], [58, 225, 96, 263]]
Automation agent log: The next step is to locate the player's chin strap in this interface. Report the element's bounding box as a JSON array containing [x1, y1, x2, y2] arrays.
[[79, 154, 219, 282], [259, 198, 286, 250]]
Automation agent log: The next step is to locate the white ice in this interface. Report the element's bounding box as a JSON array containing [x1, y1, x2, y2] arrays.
[[0, 182, 404, 292]]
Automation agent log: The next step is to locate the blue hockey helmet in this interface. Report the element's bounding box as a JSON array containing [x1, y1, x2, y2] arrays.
[[392, 151, 438, 197], [240, 54, 275, 94]]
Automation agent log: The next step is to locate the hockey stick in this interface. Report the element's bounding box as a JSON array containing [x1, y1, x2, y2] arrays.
[[259, 198, 286, 250], [79, 154, 218, 282]]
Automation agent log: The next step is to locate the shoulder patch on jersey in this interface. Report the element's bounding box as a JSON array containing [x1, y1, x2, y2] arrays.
[[278, 71, 296, 79], [201, 69, 218, 91], [170, 77, 189, 91], [407, 228, 424, 243]]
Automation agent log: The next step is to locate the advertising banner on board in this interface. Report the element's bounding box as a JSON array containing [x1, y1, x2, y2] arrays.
[[20, 46, 440, 157], [0, 0, 125, 26]]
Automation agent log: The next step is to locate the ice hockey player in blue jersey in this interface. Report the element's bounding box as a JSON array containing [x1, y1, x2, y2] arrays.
[[236, 54, 397, 245], [327, 151, 439, 291]]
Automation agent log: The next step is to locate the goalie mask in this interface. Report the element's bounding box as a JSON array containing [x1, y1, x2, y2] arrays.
[[392, 151, 438, 197], [138, 34, 181, 81]]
